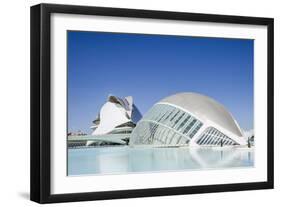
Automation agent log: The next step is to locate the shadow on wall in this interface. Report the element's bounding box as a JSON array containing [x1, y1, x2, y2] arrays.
[[18, 192, 29, 200]]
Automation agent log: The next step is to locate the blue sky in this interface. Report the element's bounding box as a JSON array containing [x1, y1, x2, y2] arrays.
[[68, 31, 253, 134]]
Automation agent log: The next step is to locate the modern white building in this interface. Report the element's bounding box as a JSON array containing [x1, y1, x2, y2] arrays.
[[86, 95, 142, 146], [91, 95, 142, 135], [130, 92, 247, 147]]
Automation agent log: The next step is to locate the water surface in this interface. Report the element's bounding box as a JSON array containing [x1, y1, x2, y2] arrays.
[[68, 146, 254, 176]]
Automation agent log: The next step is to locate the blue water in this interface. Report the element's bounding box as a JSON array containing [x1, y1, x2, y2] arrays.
[[68, 146, 254, 176]]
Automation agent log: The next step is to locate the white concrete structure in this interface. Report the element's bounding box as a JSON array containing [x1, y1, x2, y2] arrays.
[[87, 95, 142, 146], [91, 95, 142, 135], [130, 92, 247, 147]]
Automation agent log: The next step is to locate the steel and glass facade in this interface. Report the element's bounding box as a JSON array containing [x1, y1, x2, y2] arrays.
[[196, 127, 238, 146], [130, 93, 247, 147], [130, 104, 203, 146]]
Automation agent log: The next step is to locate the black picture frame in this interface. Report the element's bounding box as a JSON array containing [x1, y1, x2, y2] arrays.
[[30, 3, 274, 204]]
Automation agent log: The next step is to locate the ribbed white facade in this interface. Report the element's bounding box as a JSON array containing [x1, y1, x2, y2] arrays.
[[130, 93, 247, 147]]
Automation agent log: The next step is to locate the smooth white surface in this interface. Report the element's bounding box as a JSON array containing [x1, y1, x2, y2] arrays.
[[51, 10, 267, 194], [160, 92, 244, 137], [0, 0, 280, 206], [92, 95, 137, 135], [92, 102, 130, 135]]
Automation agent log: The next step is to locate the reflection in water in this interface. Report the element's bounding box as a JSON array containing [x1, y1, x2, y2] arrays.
[[68, 146, 254, 176]]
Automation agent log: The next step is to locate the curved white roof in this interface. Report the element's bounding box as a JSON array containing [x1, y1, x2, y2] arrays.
[[159, 92, 243, 137], [91, 95, 142, 136]]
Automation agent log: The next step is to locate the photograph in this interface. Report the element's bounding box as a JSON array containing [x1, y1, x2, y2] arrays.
[[29, 3, 274, 203], [67, 31, 254, 176]]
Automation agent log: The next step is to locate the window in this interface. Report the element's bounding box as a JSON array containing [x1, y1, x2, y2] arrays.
[[189, 122, 203, 138], [177, 115, 191, 130], [196, 127, 238, 146], [183, 119, 197, 134], [131, 104, 203, 146]]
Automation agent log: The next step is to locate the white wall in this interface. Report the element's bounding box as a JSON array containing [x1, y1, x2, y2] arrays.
[[0, 0, 279, 206]]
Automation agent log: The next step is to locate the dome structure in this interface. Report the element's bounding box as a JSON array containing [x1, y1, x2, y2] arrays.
[[130, 92, 246, 147]]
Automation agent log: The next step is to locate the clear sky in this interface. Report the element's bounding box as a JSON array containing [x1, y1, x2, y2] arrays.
[[68, 31, 253, 134]]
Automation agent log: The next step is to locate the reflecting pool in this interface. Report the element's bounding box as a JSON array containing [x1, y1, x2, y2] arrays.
[[68, 146, 254, 176]]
